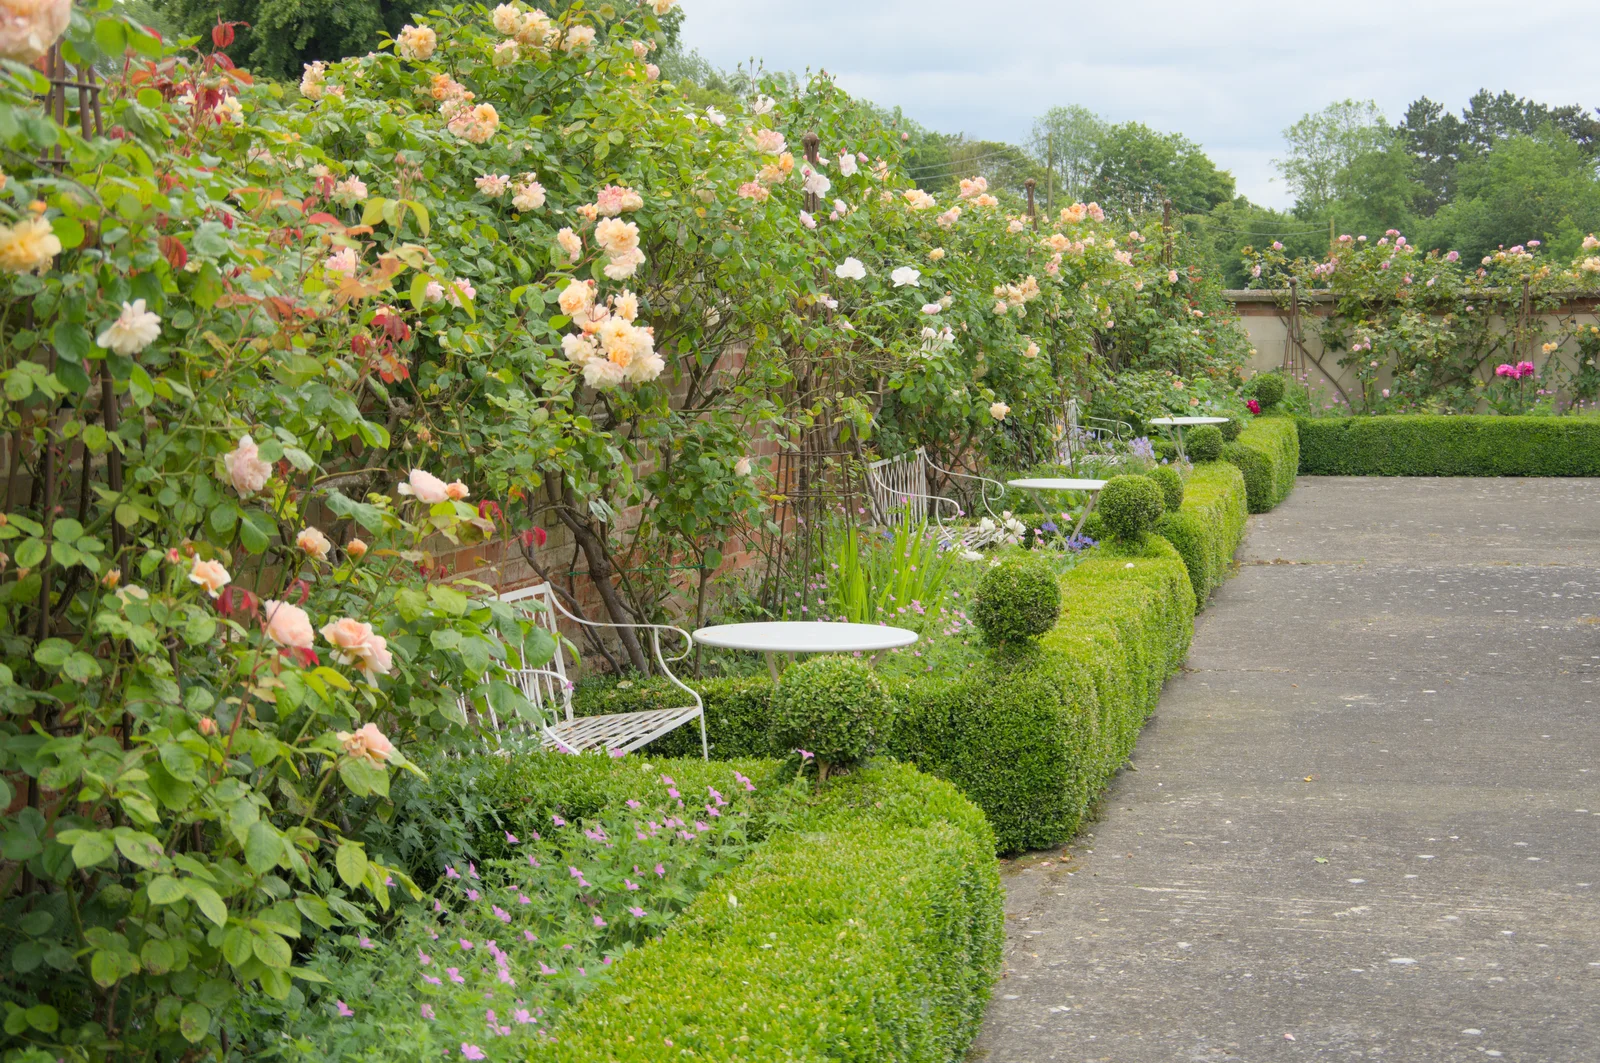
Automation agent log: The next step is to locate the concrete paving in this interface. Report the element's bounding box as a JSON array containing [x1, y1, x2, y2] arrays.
[[970, 477, 1600, 1063]]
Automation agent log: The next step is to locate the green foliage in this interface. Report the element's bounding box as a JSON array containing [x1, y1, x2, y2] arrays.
[[1155, 463, 1247, 604], [1228, 417, 1300, 512], [1296, 415, 1600, 475], [829, 521, 957, 629], [1145, 464, 1185, 510], [1185, 424, 1225, 462], [1251, 371, 1287, 409], [972, 555, 1062, 646], [770, 657, 895, 776], [542, 761, 1003, 1062], [1097, 474, 1167, 539], [1219, 417, 1243, 442]]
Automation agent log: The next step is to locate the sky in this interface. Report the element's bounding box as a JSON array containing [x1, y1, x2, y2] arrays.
[[677, 0, 1600, 210]]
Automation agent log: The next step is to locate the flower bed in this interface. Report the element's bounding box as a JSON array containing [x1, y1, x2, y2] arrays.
[[1297, 415, 1600, 476], [255, 756, 1000, 1062]]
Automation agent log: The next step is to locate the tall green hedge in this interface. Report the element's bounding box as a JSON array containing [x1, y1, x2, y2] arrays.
[[581, 537, 1196, 853], [1296, 415, 1600, 476], [545, 760, 1004, 1062], [1156, 462, 1248, 604]]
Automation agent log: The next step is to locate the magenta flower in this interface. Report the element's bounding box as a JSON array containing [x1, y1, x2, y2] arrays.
[[797, 749, 814, 761], [459, 938, 474, 950], [661, 774, 675, 786], [552, 814, 566, 826], [421, 1004, 435, 1020], [667, 787, 680, 799], [418, 949, 432, 965], [527, 854, 540, 868], [514, 1008, 534, 1024], [462, 1044, 486, 1060], [447, 967, 465, 984], [655, 863, 666, 876], [359, 935, 376, 949], [518, 893, 532, 905], [629, 906, 646, 918], [505, 831, 519, 844], [466, 888, 480, 901], [624, 878, 640, 891], [468, 862, 479, 879], [626, 799, 641, 809], [445, 866, 461, 880], [523, 929, 537, 942], [423, 974, 442, 985], [569, 865, 583, 879], [493, 905, 512, 924], [336, 1000, 354, 1017], [593, 914, 606, 927], [539, 961, 558, 975]]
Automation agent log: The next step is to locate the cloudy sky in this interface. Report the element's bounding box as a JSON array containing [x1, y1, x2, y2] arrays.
[[677, 0, 1600, 209]]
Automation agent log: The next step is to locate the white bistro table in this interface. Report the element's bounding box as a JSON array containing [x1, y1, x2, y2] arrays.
[[1148, 416, 1230, 460], [1006, 477, 1108, 539], [691, 621, 918, 683]]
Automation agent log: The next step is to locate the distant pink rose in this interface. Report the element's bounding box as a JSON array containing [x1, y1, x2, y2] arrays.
[[189, 557, 232, 598], [337, 722, 396, 763], [444, 480, 470, 500], [398, 469, 451, 504], [223, 434, 272, 497]]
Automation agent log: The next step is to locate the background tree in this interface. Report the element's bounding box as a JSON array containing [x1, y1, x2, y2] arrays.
[[1088, 121, 1235, 217], [1274, 99, 1389, 213], [1029, 104, 1105, 203]]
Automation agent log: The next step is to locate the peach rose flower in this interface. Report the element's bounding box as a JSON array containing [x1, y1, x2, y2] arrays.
[[445, 481, 470, 501], [297, 527, 332, 561], [188, 558, 232, 598], [262, 600, 315, 649], [337, 722, 396, 763], [320, 617, 395, 678]]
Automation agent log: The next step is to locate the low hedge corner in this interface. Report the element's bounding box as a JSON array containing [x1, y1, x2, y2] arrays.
[[1228, 416, 1298, 512], [1156, 461, 1247, 604]]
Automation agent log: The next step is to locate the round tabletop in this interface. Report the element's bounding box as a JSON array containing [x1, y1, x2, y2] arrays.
[[1006, 478, 1108, 491], [691, 621, 918, 654], [1149, 416, 1230, 426]]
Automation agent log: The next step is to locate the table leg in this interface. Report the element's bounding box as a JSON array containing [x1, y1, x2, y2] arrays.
[[765, 652, 782, 685], [1072, 490, 1101, 539], [1174, 425, 1186, 461]]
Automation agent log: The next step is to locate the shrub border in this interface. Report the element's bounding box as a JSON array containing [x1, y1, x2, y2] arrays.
[[1296, 414, 1600, 476]]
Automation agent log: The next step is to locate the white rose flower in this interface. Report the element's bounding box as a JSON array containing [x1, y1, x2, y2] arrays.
[[890, 266, 921, 288], [834, 257, 867, 281], [96, 300, 162, 355]]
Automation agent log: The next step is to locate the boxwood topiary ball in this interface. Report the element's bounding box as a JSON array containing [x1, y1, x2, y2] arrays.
[[1252, 372, 1286, 409], [1185, 424, 1224, 462], [1220, 417, 1243, 442], [769, 656, 893, 777], [973, 554, 1061, 646], [1146, 464, 1184, 511], [1098, 474, 1167, 540]]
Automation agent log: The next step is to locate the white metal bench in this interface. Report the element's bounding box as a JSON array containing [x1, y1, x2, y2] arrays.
[[865, 447, 1007, 549], [460, 582, 707, 759], [1051, 399, 1133, 469]]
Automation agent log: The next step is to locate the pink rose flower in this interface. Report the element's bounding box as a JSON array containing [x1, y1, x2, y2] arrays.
[[297, 527, 332, 561], [320, 617, 394, 678], [223, 434, 272, 497], [397, 469, 451, 504], [444, 480, 470, 501]]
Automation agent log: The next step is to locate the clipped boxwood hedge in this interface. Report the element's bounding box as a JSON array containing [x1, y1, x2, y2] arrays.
[[1296, 414, 1600, 476], [891, 536, 1194, 851], [1156, 461, 1248, 604], [545, 760, 1003, 1062], [1228, 416, 1298, 511]]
